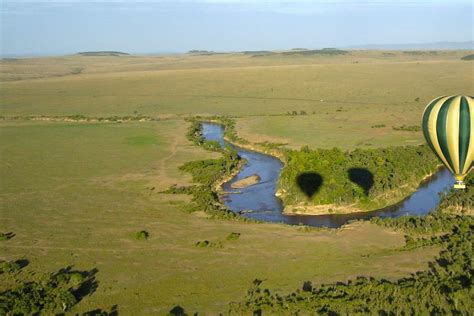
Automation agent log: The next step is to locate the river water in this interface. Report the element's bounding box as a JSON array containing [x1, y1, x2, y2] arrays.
[[202, 122, 455, 228]]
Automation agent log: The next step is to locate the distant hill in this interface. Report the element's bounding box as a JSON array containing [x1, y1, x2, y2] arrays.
[[187, 50, 229, 56], [246, 48, 349, 58], [461, 54, 474, 61], [345, 41, 474, 50], [77, 51, 129, 56]]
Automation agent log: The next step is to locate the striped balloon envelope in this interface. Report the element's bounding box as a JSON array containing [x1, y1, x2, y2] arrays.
[[422, 95, 473, 189]]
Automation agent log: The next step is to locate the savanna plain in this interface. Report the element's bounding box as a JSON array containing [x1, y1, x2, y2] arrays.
[[0, 50, 473, 314]]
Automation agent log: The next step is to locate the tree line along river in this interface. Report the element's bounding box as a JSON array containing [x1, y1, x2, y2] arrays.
[[201, 122, 455, 228]]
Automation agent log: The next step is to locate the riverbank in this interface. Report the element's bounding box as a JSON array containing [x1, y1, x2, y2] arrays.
[[197, 119, 453, 224], [282, 167, 445, 216], [283, 203, 365, 216]]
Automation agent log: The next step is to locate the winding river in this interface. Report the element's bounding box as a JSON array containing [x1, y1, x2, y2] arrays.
[[202, 122, 455, 228]]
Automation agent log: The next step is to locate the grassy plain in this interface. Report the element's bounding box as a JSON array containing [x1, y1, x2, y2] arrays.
[[0, 50, 472, 313], [2, 50, 472, 149], [1, 120, 439, 313]]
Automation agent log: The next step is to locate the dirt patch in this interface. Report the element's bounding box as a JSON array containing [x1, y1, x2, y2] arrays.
[[283, 203, 365, 216]]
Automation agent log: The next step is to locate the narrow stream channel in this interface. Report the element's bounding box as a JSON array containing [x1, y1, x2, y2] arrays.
[[202, 122, 455, 228]]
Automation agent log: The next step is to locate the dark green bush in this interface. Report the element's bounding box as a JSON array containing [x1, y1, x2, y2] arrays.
[[134, 230, 149, 240], [0, 261, 20, 274], [393, 124, 422, 132], [195, 240, 222, 248], [0, 267, 97, 314], [226, 232, 241, 241]]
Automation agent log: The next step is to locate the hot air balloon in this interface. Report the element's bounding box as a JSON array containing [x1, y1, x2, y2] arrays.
[[422, 95, 473, 189]]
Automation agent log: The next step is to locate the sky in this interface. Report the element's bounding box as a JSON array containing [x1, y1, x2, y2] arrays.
[[0, 0, 473, 56]]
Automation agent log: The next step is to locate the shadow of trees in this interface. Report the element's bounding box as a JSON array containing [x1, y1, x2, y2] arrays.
[[169, 305, 187, 316], [84, 304, 119, 316], [296, 172, 323, 198], [348, 168, 374, 196], [52, 266, 99, 302]]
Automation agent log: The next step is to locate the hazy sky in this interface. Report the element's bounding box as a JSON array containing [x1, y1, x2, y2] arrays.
[[1, 0, 473, 56]]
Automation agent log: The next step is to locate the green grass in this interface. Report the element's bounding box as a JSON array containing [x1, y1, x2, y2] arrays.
[[1, 51, 471, 313], [0, 120, 440, 314], [0, 51, 472, 120], [126, 135, 160, 146], [5, 52, 469, 150]]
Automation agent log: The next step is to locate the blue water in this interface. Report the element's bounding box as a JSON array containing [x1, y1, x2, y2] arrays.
[[202, 122, 455, 228]]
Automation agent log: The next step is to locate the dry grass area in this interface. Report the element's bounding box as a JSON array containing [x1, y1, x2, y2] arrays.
[[2, 50, 472, 151], [1, 50, 469, 82]]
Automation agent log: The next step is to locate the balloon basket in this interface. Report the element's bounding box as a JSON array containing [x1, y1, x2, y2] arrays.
[[454, 181, 466, 190]]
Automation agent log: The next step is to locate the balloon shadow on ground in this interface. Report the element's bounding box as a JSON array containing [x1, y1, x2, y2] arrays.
[[296, 172, 323, 198], [348, 168, 374, 196]]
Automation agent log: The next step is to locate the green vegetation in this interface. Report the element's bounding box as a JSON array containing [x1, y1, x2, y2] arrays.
[[393, 124, 422, 132], [0, 266, 98, 314], [0, 260, 21, 274], [127, 135, 159, 146], [403, 50, 439, 55], [134, 230, 150, 240], [279, 145, 439, 209], [226, 232, 241, 241], [286, 110, 309, 116], [185, 119, 223, 151], [461, 54, 474, 60], [2, 119, 443, 313], [179, 154, 239, 186], [189, 116, 249, 144], [0, 232, 14, 241], [371, 124, 385, 128], [0, 114, 158, 122], [195, 240, 223, 248], [1, 51, 472, 313], [438, 173, 473, 212], [1, 51, 470, 119], [227, 186, 474, 315], [164, 118, 244, 219]]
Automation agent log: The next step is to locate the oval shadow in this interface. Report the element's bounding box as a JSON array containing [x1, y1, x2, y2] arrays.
[[348, 168, 374, 196], [296, 172, 323, 198]]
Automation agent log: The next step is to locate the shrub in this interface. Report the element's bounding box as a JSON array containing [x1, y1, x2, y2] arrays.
[[0, 233, 9, 241], [0, 266, 98, 314], [226, 232, 241, 241], [195, 240, 222, 248], [134, 230, 149, 240], [0, 260, 20, 274], [393, 125, 421, 132]]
